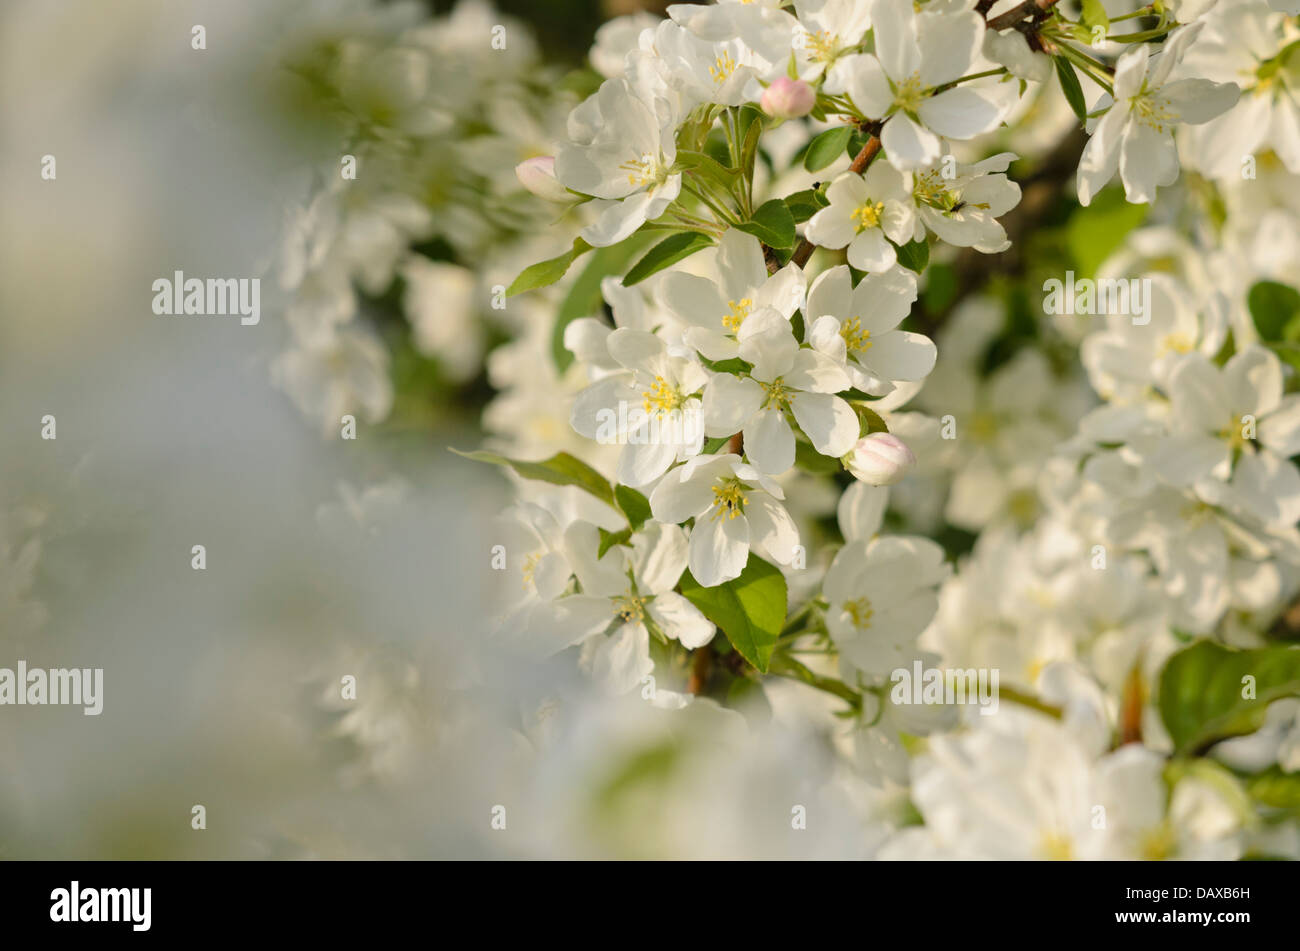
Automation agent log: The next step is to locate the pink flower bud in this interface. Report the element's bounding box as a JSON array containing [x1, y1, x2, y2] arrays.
[[846, 432, 916, 486], [515, 156, 571, 202], [761, 77, 815, 119]]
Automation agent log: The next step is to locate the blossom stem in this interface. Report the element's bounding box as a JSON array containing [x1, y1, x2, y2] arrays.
[[1106, 26, 1176, 43], [928, 67, 1008, 95], [999, 685, 1064, 719], [1052, 40, 1115, 95], [1108, 5, 1156, 23], [769, 654, 862, 709], [683, 177, 741, 227], [723, 107, 742, 168]]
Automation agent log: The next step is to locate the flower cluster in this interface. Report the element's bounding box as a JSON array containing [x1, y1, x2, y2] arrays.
[[263, 0, 580, 434], [459, 0, 1300, 859]]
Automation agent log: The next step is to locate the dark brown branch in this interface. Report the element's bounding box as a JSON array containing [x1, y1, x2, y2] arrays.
[[687, 641, 713, 694], [987, 0, 1061, 32]]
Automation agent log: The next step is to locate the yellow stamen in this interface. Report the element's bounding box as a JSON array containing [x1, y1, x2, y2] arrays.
[[711, 479, 747, 520], [521, 552, 540, 591], [618, 153, 659, 188], [642, 376, 684, 414], [1131, 92, 1176, 133], [710, 50, 737, 84], [614, 595, 646, 623], [840, 316, 873, 354], [1219, 415, 1254, 451], [759, 377, 791, 409], [851, 200, 884, 233], [844, 596, 874, 629], [894, 73, 925, 114], [723, 297, 753, 332], [1140, 822, 1177, 861], [805, 30, 838, 64]]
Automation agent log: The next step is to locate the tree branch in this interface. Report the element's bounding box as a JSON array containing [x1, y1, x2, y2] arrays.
[[987, 0, 1061, 32]]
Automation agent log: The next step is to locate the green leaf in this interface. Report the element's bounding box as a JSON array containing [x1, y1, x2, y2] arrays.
[[794, 439, 842, 474], [1080, 0, 1110, 32], [1158, 640, 1300, 755], [803, 126, 854, 172], [552, 235, 654, 372], [451, 448, 615, 508], [1066, 187, 1148, 279], [790, 310, 805, 343], [847, 128, 872, 159], [614, 485, 651, 530], [679, 552, 788, 673], [739, 107, 764, 179], [1267, 341, 1300, 375], [922, 262, 958, 313], [1163, 758, 1254, 822], [1247, 280, 1300, 344], [704, 132, 733, 169], [849, 401, 889, 436], [785, 188, 829, 223], [1054, 57, 1087, 122], [725, 674, 772, 716], [623, 232, 715, 287], [507, 237, 592, 296], [701, 356, 752, 374], [895, 238, 930, 274], [598, 526, 633, 558], [676, 149, 742, 192], [736, 198, 797, 250], [1247, 768, 1300, 814]]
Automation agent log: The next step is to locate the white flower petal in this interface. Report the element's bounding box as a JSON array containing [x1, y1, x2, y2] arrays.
[[744, 493, 800, 565], [647, 591, 714, 648], [689, 512, 750, 586], [744, 407, 796, 474], [791, 391, 858, 458]]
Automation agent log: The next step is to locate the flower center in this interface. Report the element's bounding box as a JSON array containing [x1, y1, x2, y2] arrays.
[[1218, 415, 1253, 451], [642, 376, 685, 414], [710, 478, 748, 520], [969, 410, 999, 443], [893, 72, 925, 114], [521, 551, 541, 591], [844, 596, 874, 629], [710, 50, 738, 85], [1254, 40, 1299, 93], [759, 376, 792, 409], [1131, 92, 1175, 132], [613, 595, 646, 623], [1179, 499, 1214, 525], [913, 171, 958, 208], [804, 30, 839, 64], [852, 200, 884, 233], [840, 316, 873, 354], [722, 297, 753, 332], [619, 152, 664, 188], [1158, 332, 1194, 356], [1007, 488, 1039, 526], [1139, 822, 1177, 861]]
